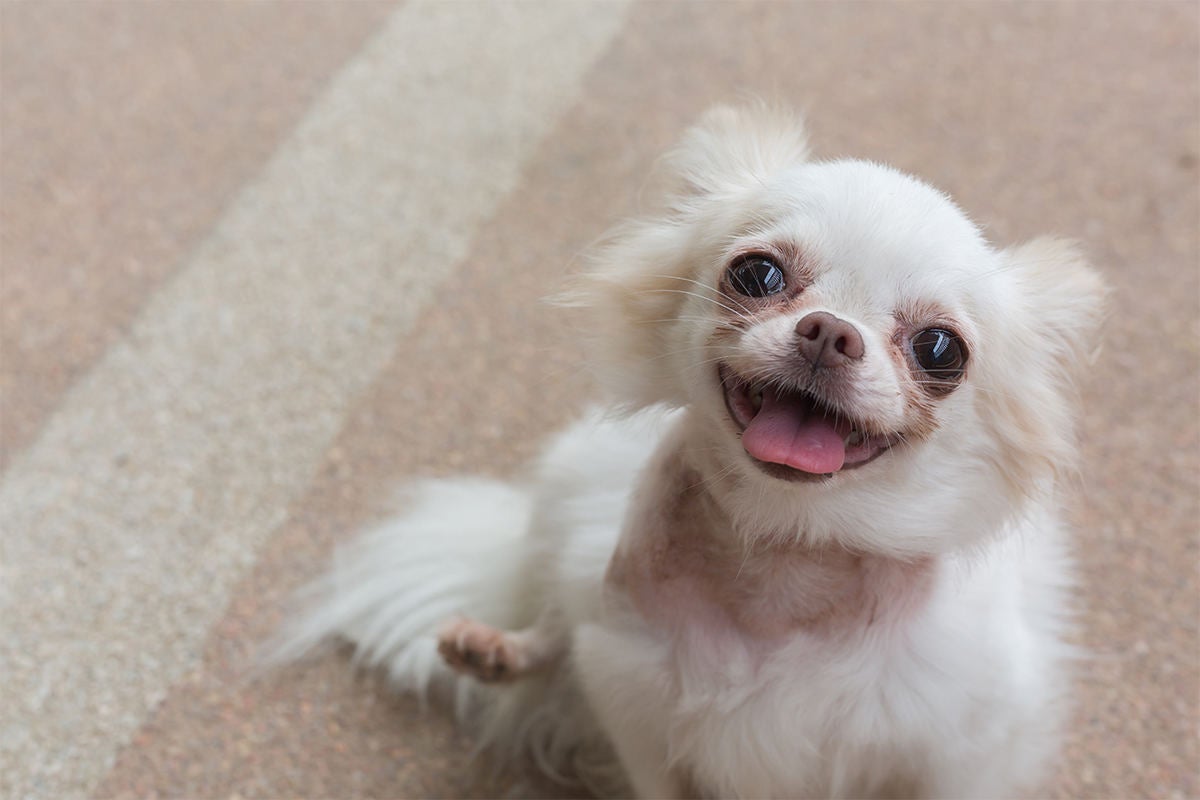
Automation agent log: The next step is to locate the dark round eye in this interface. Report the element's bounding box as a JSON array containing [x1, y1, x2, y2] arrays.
[[728, 256, 785, 298], [910, 328, 967, 381]]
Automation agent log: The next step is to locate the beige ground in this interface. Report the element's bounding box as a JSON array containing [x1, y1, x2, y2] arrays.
[[1, 2, 1196, 798]]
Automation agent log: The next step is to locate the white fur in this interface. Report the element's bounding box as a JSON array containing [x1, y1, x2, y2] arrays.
[[274, 106, 1106, 798]]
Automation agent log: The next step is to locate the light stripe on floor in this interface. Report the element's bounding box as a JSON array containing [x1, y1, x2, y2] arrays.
[[0, 2, 629, 796]]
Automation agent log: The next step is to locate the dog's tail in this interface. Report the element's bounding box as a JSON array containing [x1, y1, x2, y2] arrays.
[[265, 477, 535, 714], [265, 475, 621, 791]]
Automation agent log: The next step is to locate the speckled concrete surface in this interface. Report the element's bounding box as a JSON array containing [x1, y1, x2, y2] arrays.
[[0, 0, 398, 473], [0, 2, 627, 796], [1, 2, 1196, 799]]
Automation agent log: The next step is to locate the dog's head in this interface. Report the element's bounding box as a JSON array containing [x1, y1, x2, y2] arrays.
[[576, 106, 1106, 555]]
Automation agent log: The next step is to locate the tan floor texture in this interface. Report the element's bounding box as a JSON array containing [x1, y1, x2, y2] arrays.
[[1, 2, 1196, 798]]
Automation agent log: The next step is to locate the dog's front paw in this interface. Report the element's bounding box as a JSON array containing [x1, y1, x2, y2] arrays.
[[436, 616, 523, 683]]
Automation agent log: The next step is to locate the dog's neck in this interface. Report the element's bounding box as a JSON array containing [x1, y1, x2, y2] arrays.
[[606, 410, 936, 644]]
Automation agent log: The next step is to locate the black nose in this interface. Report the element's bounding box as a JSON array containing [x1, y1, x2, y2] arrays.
[[795, 311, 865, 368]]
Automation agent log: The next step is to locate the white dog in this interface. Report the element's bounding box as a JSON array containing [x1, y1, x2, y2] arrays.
[[276, 106, 1107, 798]]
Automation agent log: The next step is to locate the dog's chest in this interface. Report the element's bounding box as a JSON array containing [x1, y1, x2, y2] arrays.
[[605, 472, 934, 657], [595, 444, 952, 794], [601, 536, 947, 797], [610, 531, 875, 649]]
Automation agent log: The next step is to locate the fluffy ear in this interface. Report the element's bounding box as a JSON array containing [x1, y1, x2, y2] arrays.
[[978, 238, 1109, 491], [558, 218, 698, 409], [664, 103, 810, 204], [1003, 238, 1108, 372], [560, 105, 810, 408]]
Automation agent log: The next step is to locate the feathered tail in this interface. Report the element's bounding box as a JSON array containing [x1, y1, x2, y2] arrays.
[[266, 477, 534, 713], [264, 475, 622, 793]]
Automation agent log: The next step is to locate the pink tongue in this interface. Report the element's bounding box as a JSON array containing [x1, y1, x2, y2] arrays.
[[741, 390, 846, 473]]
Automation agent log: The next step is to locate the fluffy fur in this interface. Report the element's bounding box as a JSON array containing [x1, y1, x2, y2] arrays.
[[273, 106, 1107, 798]]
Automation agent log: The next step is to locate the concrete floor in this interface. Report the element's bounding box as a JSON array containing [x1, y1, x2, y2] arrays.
[[1, 2, 1196, 798]]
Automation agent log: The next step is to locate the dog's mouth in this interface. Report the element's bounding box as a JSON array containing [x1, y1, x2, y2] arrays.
[[719, 364, 901, 480]]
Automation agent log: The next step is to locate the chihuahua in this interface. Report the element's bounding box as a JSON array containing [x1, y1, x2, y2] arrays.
[[277, 106, 1106, 799]]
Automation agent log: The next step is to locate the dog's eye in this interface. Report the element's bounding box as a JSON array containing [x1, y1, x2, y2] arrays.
[[728, 256, 785, 298], [911, 328, 966, 382]]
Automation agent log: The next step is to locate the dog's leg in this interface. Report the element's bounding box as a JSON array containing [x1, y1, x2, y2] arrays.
[[574, 621, 695, 798], [436, 613, 563, 683]]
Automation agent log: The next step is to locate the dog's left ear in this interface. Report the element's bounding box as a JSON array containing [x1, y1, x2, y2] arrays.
[[1002, 237, 1108, 377], [979, 238, 1108, 489]]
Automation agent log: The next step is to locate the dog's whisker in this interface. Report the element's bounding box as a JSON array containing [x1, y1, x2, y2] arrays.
[[640, 272, 753, 315], [641, 287, 756, 324]]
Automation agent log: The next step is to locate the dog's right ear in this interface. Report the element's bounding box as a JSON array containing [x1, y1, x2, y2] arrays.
[[559, 217, 698, 410], [561, 105, 810, 409], [664, 103, 810, 205]]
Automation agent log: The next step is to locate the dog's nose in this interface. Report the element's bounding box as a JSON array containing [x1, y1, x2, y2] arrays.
[[795, 311, 865, 368]]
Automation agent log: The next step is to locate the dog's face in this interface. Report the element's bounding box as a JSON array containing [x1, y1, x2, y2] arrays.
[[691, 161, 989, 485], [581, 107, 1106, 554]]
